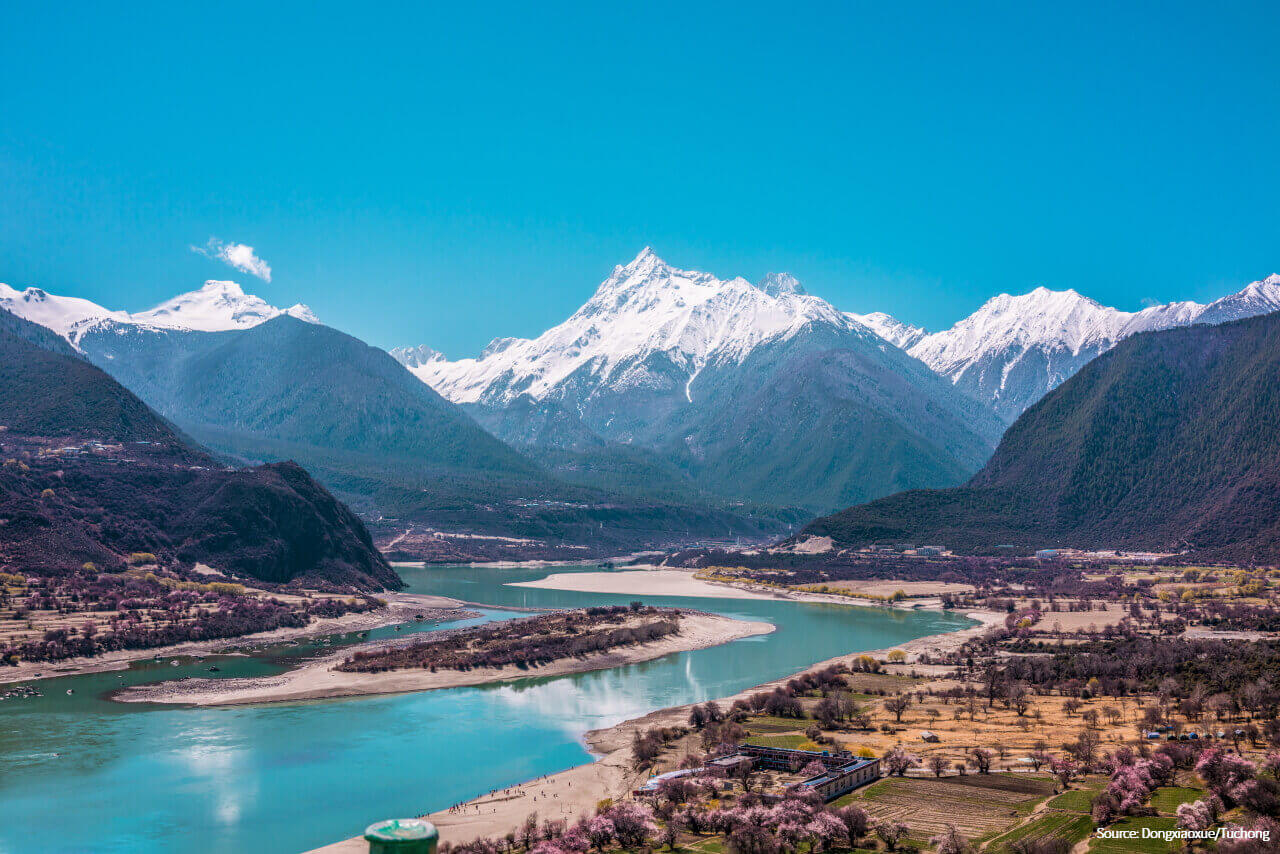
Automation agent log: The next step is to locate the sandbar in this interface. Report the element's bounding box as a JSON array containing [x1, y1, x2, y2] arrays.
[[117, 611, 775, 707], [508, 568, 781, 599]]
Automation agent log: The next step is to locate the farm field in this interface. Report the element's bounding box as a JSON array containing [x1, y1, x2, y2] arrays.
[[987, 810, 1095, 851], [833, 773, 1055, 842], [1045, 784, 1102, 813], [1147, 786, 1202, 814]]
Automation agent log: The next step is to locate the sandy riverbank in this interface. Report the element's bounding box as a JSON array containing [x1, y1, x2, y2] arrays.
[[509, 566, 991, 619], [0, 593, 465, 687], [509, 568, 784, 600], [117, 611, 775, 707]]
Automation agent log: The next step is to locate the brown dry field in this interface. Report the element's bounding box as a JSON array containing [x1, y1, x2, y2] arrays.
[[802, 579, 976, 598], [828, 689, 1144, 769], [678, 667, 1271, 773], [1027, 604, 1130, 632]]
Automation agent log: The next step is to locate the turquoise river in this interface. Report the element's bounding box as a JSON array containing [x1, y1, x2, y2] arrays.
[[0, 564, 973, 854]]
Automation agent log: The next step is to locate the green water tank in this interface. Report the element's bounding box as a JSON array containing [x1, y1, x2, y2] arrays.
[[364, 818, 439, 854]]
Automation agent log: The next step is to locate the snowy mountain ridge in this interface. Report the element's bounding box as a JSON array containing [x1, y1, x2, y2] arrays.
[[844, 311, 927, 349], [394, 248, 1003, 513], [387, 343, 444, 369], [407, 247, 886, 405], [905, 274, 1280, 421], [0, 279, 317, 345], [131, 280, 318, 332], [398, 246, 1279, 431]]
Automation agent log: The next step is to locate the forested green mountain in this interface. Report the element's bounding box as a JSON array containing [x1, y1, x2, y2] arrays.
[[0, 321, 189, 448], [0, 310, 399, 588], [800, 310, 1280, 562]]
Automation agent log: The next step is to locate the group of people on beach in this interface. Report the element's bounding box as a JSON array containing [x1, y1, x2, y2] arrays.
[[442, 774, 572, 817]]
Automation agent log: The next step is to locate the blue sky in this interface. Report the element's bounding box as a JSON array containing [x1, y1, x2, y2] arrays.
[[2, 1, 1278, 354]]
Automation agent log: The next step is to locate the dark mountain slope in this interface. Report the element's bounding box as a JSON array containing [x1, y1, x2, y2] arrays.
[[0, 319, 189, 447], [800, 310, 1280, 562], [673, 329, 1003, 512], [0, 307, 80, 358], [0, 456, 397, 588], [0, 312, 398, 588], [462, 395, 769, 504]]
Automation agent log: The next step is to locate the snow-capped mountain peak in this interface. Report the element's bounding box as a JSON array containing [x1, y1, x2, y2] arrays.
[[0, 283, 128, 339], [621, 245, 664, 274], [394, 248, 1005, 513], [406, 248, 872, 405], [757, 272, 806, 297], [133, 280, 319, 331], [389, 343, 445, 369], [907, 275, 1280, 422], [1191, 273, 1280, 324], [0, 279, 319, 345], [930, 286, 1121, 358]]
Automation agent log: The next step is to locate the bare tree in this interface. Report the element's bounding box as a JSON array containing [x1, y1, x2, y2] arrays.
[[884, 693, 912, 723]]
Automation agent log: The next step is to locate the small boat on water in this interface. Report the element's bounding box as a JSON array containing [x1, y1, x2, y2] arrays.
[[66, 689, 74, 695]]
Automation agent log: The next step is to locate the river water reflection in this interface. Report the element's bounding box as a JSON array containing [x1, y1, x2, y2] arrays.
[[0, 564, 972, 854]]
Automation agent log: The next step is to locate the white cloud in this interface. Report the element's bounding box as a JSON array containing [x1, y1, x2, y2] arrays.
[[192, 238, 272, 282]]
